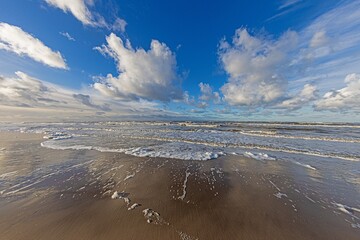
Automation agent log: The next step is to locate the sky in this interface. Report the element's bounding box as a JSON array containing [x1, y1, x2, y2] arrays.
[[1, 0, 360, 122]]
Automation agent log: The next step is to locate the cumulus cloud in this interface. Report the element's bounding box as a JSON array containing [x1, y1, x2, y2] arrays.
[[197, 101, 208, 109], [219, 28, 298, 106], [181, 83, 220, 109], [0, 22, 67, 69], [315, 73, 360, 112], [94, 33, 183, 101], [0, 71, 177, 121], [60, 32, 75, 41], [183, 91, 195, 105], [45, 0, 103, 26], [199, 82, 221, 103], [277, 84, 318, 110]]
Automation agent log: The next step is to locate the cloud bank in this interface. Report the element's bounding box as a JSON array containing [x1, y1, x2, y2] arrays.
[[0, 71, 177, 121]]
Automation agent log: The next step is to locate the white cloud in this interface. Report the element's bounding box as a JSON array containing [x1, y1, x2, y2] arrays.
[[45, 0, 126, 32], [183, 91, 195, 105], [197, 101, 208, 109], [277, 84, 318, 110], [278, 0, 302, 10], [112, 18, 127, 33], [218, 1, 360, 114], [0, 22, 67, 69], [73, 93, 111, 111], [301, 1, 360, 56], [0, 71, 49, 107], [315, 73, 360, 112], [267, 0, 304, 21], [288, 1, 360, 101], [199, 82, 221, 103], [45, 0, 102, 26], [94, 33, 183, 101], [310, 30, 328, 48], [60, 32, 75, 41], [190, 109, 205, 114], [219, 28, 298, 106], [0, 71, 178, 121], [182, 83, 220, 109]]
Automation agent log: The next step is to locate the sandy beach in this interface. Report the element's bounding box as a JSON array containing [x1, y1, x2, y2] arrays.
[[0, 132, 359, 240]]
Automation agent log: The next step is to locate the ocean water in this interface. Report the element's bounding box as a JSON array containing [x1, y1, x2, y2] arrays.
[[1, 121, 360, 181]]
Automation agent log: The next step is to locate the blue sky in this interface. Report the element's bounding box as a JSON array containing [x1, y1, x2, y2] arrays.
[[0, 0, 360, 122]]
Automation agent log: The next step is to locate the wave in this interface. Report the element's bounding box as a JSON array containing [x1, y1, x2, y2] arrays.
[[244, 152, 276, 161], [150, 128, 360, 143], [40, 140, 224, 161], [127, 136, 360, 161], [238, 131, 360, 143]]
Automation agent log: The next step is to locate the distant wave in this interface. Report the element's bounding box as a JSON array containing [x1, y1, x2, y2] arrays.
[[238, 131, 360, 143], [127, 136, 360, 161]]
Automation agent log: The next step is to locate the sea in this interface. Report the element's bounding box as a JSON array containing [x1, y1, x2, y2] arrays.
[[1, 121, 360, 177]]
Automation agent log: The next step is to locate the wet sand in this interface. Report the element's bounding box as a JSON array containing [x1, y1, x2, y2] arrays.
[[0, 132, 359, 240]]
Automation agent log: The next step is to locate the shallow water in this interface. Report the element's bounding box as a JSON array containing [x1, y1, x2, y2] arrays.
[[2, 121, 360, 190], [0, 121, 358, 171]]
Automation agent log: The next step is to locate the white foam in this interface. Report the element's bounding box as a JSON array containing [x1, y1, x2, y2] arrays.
[[334, 203, 360, 219], [178, 167, 191, 201], [43, 132, 72, 140], [122, 197, 129, 204], [334, 203, 360, 228], [274, 192, 287, 199], [126, 143, 224, 161], [124, 173, 135, 181], [240, 130, 360, 143], [41, 140, 223, 161], [111, 191, 130, 205], [244, 152, 276, 161], [305, 195, 316, 203], [178, 231, 199, 240], [142, 209, 164, 224], [0, 171, 18, 179], [111, 191, 119, 199], [269, 180, 281, 191], [128, 203, 140, 210], [292, 161, 317, 170]]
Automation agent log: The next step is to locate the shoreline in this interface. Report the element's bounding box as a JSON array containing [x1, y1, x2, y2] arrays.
[[0, 132, 359, 239]]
